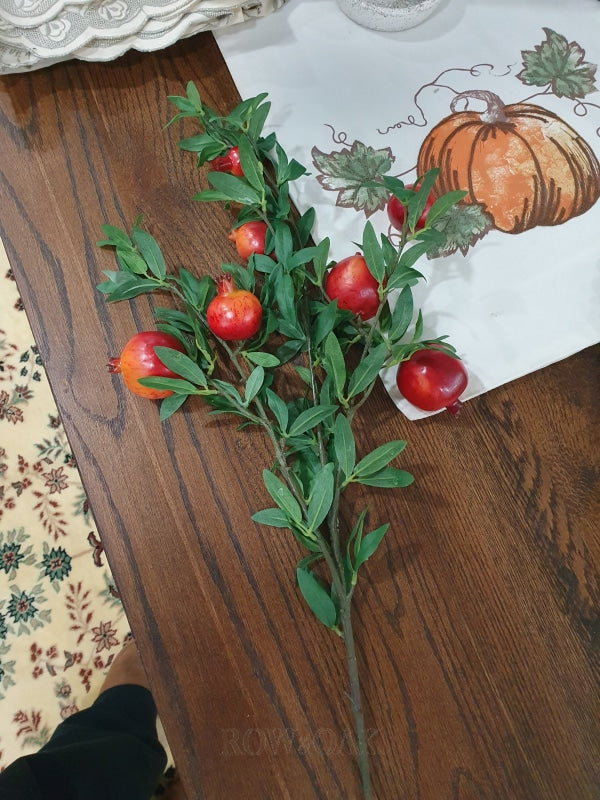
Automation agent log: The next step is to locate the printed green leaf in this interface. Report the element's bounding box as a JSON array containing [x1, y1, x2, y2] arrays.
[[296, 567, 337, 628], [311, 140, 393, 217], [518, 28, 597, 99], [262, 469, 302, 524], [428, 203, 494, 258], [354, 441, 407, 478]]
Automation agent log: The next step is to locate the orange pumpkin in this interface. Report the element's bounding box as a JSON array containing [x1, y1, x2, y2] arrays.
[[417, 90, 600, 234]]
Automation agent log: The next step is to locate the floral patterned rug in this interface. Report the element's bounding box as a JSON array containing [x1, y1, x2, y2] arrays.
[[0, 238, 173, 783]]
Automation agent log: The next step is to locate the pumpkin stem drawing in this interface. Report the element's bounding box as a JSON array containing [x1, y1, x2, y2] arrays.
[[417, 90, 600, 234]]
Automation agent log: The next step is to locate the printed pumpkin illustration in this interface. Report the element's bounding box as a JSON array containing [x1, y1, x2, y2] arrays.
[[417, 89, 600, 234]]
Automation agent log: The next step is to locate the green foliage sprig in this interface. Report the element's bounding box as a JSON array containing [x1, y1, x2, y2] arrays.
[[97, 82, 464, 799]]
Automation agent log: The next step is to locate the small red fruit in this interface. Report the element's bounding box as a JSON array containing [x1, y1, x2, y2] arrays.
[[229, 221, 268, 261], [387, 185, 435, 232], [396, 348, 468, 415], [208, 146, 243, 177], [206, 274, 262, 341], [324, 254, 380, 321], [107, 331, 185, 399]]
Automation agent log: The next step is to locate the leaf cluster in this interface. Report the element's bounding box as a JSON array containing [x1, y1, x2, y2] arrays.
[[96, 85, 464, 633]]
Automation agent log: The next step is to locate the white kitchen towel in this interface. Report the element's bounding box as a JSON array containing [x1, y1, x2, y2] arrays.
[[215, 0, 600, 418]]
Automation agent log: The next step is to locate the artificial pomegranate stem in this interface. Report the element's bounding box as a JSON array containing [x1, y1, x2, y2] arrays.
[[107, 357, 122, 374], [216, 273, 234, 294]]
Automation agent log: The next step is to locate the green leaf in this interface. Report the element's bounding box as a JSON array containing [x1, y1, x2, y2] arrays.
[[388, 286, 414, 342], [222, 262, 254, 292], [97, 272, 158, 301], [425, 190, 467, 228], [312, 238, 330, 285], [333, 414, 355, 478], [137, 376, 198, 395], [354, 524, 389, 570], [97, 225, 133, 249], [362, 221, 386, 283], [244, 351, 280, 368], [251, 507, 292, 528], [265, 388, 289, 433], [159, 393, 188, 421], [117, 249, 148, 275], [306, 463, 334, 532], [178, 269, 213, 309], [262, 469, 302, 523], [296, 207, 316, 247], [356, 468, 414, 488], [517, 27, 597, 98], [347, 343, 388, 399], [154, 347, 207, 387], [311, 300, 338, 347], [354, 440, 407, 478], [274, 223, 294, 264], [312, 140, 393, 217], [206, 172, 262, 206], [428, 203, 494, 258], [288, 405, 336, 437], [323, 332, 346, 401], [238, 134, 265, 194], [407, 169, 439, 231], [296, 567, 337, 628], [244, 365, 265, 405]]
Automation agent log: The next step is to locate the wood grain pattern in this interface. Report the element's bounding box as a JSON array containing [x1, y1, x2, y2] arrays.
[[0, 32, 598, 800]]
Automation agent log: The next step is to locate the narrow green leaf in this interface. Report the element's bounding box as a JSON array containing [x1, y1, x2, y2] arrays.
[[154, 347, 207, 387], [265, 388, 289, 433], [362, 221, 386, 283], [251, 507, 291, 528], [97, 273, 160, 301], [132, 227, 166, 280], [98, 225, 133, 248], [333, 414, 355, 478], [347, 343, 388, 399], [244, 365, 265, 405], [159, 393, 188, 421], [288, 405, 336, 437], [244, 351, 280, 367], [238, 135, 264, 194], [354, 440, 407, 477], [312, 237, 331, 285], [262, 469, 302, 523], [137, 376, 198, 394], [425, 190, 467, 227], [388, 286, 414, 342], [323, 332, 346, 401], [117, 249, 148, 275], [306, 463, 335, 531], [355, 524, 389, 570], [206, 172, 262, 206], [312, 299, 338, 347], [356, 468, 414, 488], [296, 568, 337, 628]]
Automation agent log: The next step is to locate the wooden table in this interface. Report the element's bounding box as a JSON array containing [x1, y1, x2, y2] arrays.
[[0, 31, 598, 800]]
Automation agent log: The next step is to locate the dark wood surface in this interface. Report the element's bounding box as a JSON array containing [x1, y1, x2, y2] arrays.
[[1, 31, 598, 800]]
